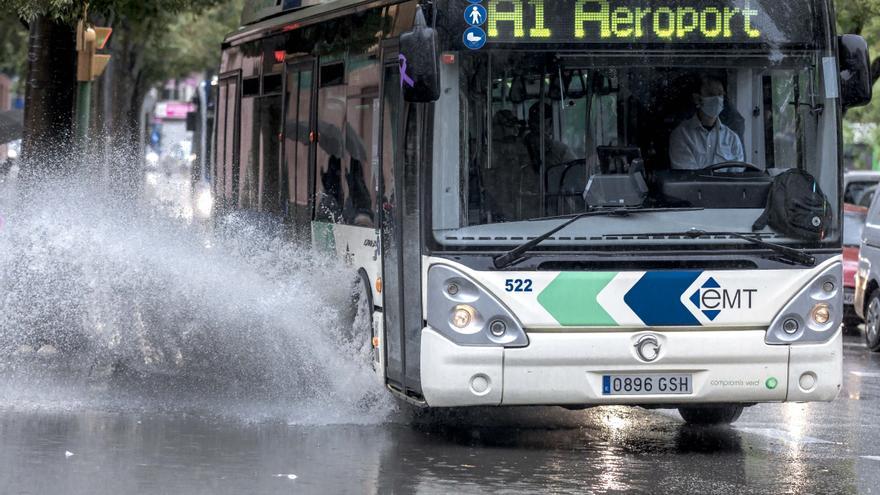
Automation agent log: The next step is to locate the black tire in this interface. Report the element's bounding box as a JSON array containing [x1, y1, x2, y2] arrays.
[[865, 291, 880, 352], [343, 270, 377, 362], [678, 405, 744, 425]]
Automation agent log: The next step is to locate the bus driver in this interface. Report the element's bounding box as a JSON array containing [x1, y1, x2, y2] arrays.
[[669, 75, 744, 170]]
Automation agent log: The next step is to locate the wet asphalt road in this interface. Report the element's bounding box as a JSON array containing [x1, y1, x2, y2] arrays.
[[0, 334, 879, 495]]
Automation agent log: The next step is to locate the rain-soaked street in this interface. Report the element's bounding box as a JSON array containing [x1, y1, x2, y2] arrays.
[[0, 334, 878, 495]]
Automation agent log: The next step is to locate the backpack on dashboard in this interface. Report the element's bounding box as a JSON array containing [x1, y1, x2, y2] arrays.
[[752, 169, 831, 241]]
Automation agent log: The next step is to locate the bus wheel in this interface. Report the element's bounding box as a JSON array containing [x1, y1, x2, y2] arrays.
[[677, 405, 744, 425], [344, 270, 375, 361], [865, 291, 880, 352]]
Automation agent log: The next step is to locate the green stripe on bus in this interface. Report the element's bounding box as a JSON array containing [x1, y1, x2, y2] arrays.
[[537, 272, 617, 326], [312, 221, 336, 252]]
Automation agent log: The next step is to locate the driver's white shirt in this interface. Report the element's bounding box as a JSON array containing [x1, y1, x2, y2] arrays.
[[669, 115, 744, 170]]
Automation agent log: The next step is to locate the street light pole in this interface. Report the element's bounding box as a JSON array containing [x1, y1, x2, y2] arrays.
[[75, 21, 96, 152], [75, 80, 92, 151]]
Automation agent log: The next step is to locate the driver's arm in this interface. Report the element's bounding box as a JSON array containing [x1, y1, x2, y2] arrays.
[[731, 134, 745, 163]]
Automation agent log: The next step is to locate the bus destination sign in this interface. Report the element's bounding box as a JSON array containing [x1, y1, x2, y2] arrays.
[[485, 0, 810, 44]]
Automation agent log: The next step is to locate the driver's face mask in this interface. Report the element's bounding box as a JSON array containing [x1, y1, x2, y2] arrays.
[[700, 96, 725, 119]]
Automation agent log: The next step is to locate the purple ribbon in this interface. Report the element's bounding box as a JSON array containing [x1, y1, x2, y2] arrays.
[[399, 54, 415, 88]]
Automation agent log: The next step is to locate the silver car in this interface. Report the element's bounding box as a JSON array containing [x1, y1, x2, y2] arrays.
[[854, 185, 880, 351]]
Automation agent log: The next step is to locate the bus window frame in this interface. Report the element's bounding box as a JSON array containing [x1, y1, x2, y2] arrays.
[[215, 70, 242, 210], [421, 49, 839, 257], [282, 57, 318, 236]]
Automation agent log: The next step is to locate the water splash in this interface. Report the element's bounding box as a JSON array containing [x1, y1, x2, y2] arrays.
[[0, 165, 394, 424]]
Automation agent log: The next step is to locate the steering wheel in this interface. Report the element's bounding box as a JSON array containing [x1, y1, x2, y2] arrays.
[[704, 161, 764, 173]]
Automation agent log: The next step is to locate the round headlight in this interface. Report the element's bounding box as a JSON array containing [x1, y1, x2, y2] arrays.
[[810, 303, 831, 325], [452, 305, 475, 329]]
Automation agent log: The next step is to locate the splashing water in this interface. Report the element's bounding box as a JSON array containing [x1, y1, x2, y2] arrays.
[[0, 163, 394, 424]]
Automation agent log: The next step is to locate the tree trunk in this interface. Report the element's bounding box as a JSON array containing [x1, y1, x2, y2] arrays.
[[21, 15, 76, 168]]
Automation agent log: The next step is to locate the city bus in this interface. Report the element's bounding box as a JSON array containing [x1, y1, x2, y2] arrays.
[[213, 0, 872, 424]]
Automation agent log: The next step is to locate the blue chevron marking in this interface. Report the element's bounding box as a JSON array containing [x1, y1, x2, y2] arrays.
[[624, 271, 702, 326]]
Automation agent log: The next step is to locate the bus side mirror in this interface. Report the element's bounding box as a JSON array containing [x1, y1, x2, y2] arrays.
[[400, 6, 440, 103], [839, 34, 873, 110]]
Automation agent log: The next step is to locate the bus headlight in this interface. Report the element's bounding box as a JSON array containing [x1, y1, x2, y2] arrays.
[[810, 303, 831, 325], [766, 262, 841, 345], [427, 264, 528, 347], [452, 305, 476, 329]]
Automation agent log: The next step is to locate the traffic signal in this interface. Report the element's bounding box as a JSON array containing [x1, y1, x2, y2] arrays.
[[76, 21, 112, 82]]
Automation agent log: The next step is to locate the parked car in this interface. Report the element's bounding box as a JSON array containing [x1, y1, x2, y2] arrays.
[[855, 191, 880, 351], [844, 170, 880, 205], [844, 204, 868, 332], [858, 184, 879, 208]]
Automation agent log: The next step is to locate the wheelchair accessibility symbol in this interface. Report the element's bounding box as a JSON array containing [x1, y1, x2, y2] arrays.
[[464, 4, 486, 26]]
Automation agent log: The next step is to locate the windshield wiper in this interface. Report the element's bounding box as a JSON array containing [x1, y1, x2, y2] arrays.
[[492, 207, 704, 269], [674, 229, 816, 267]]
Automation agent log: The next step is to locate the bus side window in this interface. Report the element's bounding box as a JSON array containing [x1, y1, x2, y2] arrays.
[[239, 96, 258, 209], [315, 60, 347, 223], [215, 77, 240, 207], [240, 93, 282, 213], [258, 95, 283, 214], [343, 52, 380, 228], [238, 51, 261, 210], [283, 65, 314, 234]]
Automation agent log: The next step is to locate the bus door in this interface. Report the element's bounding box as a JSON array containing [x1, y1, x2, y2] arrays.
[[282, 59, 316, 239], [379, 48, 423, 396]]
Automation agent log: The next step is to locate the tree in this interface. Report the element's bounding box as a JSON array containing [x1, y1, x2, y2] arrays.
[[99, 0, 242, 150], [837, 0, 880, 85], [5, 0, 238, 170], [0, 15, 29, 79], [836, 0, 880, 159]]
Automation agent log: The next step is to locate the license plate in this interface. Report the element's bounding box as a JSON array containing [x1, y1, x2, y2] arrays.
[[844, 290, 854, 305], [602, 374, 693, 396]]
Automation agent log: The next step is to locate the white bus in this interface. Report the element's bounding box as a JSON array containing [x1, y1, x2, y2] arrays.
[[214, 0, 872, 424]]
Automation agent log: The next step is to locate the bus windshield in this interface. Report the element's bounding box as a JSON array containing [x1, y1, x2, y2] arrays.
[[429, 48, 840, 250]]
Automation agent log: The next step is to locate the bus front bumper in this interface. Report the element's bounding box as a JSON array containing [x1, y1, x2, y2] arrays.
[[419, 327, 842, 407]]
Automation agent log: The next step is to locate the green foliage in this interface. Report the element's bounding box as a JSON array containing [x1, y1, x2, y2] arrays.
[[4, 0, 226, 23], [838, 0, 880, 147], [3, 0, 79, 22], [141, 0, 244, 85], [0, 14, 29, 78], [836, 0, 880, 34], [4, 0, 241, 89]]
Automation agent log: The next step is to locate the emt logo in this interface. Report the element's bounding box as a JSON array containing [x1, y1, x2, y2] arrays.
[[688, 277, 756, 321]]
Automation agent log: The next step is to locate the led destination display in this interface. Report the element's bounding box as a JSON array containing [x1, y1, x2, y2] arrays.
[[484, 0, 816, 44]]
